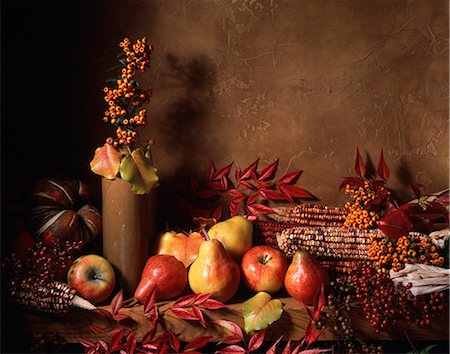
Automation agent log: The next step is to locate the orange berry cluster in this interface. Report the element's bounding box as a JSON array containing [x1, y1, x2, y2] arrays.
[[343, 180, 390, 229], [102, 37, 153, 146], [368, 234, 445, 273]]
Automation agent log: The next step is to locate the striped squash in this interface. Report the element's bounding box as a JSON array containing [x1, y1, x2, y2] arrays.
[[31, 178, 101, 245]]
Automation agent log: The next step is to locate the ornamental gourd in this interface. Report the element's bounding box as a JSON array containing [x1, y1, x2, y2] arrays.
[[31, 178, 102, 245]]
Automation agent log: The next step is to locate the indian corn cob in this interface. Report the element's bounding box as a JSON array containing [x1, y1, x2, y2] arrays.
[[269, 204, 347, 226], [11, 279, 96, 313]]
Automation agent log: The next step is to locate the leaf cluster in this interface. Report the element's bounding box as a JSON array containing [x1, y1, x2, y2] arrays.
[[185, 159, 314, 221]]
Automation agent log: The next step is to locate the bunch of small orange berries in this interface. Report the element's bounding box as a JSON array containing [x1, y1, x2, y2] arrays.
[[368, 233, 445, 273], [102, 37, 153, 146], [343, 180, 390, 229]]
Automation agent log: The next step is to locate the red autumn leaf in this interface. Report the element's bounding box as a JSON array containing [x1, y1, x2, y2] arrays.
[[227, 189, 247, 203], [183, 336, 213, 351], [166, 331, 181, 353], [407, 202, 448, 221], [96, 308, 114, 320], [266, 335, 284, 354], [198, 189, 218, 198], [257, 180, 270, 189], [212, 204, 223, 220], [290, 342, 303, 354], [305, 305, 315, 321], [304, 323, 327, 346], [436, 195, 450, 205], [193, 292, 214, 305], [109, 327, 128, 336], [410, 182, 423, 199], [110, 328, 126, 351], [111, 289, 123, 316], [144, 284, 157, 314], [277, 170, 303, 184], [229, 202, 239, 216], [248, 328, 266, 352], [171, 307, 199, 321], [192, 305, 207, 328], [338, 176, 365, 191], [173, 294, 198, 308], [97, 340, 109, 352], [239, 180, 258, 190], [260, 189, 286, 201], [377, 149, 390, 181], [210, 181, 224, 191], [281, 339, 291, 354], [246, 203, 274, 215], [214, 162, 234, 181], [89, 325, 105, 334], [200, 298, 227, 310], [258, 160, 279, 181], [126, 333, 137, 354], [114, 313, 132, 321], [208, 161, 216, 180], [217, 344, 247, 353], [247, 193, 259, 205], [191, 208, 213, 218], [219, 335, 244, 345], [355, 148, 366, 178], [297, 349, 331, 354], [378, 208, 412, 239], [79, 338, 95, 348], [235, 167, 242, 182], [142, 328, 157, 345], [221, 175, 231, 190], [313, 284, 326, 322], [240, 159, 259, 180], [145, 305, 159, 328], [212, 320, 245, 342], [279, 184, 314, 199], [190, 175, 200, 193]]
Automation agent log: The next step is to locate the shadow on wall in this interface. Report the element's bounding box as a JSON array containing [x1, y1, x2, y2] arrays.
[[156, 53, 225, 228], [161, 53, 220, 156]]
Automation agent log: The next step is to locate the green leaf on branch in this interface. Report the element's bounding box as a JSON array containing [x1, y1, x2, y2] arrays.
[[242, 292, 283, 334], [119, 148, 159, 194], [90, 143, 122, 179]]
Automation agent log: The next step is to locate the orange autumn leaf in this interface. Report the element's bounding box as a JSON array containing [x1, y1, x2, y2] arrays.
[[90, 143, 122, 179]]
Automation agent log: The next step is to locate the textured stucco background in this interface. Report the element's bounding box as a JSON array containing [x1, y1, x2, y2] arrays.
[[3, 0, 449, 222]]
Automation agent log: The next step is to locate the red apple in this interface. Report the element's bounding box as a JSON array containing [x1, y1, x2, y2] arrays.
[[134, 255, 187, 302], [241, 245, 289, 294], [67, 254, 115, 304], [284, 250, 330, 305]]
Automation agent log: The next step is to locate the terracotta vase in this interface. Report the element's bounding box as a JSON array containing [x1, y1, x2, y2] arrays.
[[102, 177, 155, 295]]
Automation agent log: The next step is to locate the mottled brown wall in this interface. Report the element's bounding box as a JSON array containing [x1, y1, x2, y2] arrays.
[[4, 0, 449, 221], [108, 0, 449, 206]]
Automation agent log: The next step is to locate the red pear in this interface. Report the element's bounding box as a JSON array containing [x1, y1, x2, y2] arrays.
[[134, 255, 187, 302], [284, 250, 330, 305]]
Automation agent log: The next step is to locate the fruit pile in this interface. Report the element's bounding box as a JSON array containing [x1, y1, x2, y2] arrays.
[[132, 216, 328, 306]]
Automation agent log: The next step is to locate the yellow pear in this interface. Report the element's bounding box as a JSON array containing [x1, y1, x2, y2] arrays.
[[208, 215, 253, 261], [188, 239, 240, 303]]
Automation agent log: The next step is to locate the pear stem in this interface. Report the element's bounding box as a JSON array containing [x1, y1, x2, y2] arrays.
[[199, 226, 210, 241]]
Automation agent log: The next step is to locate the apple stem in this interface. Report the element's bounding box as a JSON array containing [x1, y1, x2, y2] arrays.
[[199, 226, 210, 241], [262, 253, 271, 265]]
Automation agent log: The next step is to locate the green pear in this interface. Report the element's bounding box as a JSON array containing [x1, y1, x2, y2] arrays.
[[188, 239, 240, 303], [208, 215, 253, 261]]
